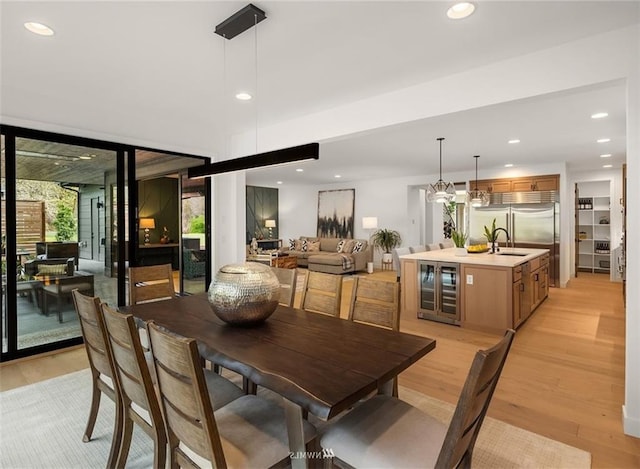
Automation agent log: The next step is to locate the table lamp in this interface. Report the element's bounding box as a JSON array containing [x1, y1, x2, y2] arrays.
[[265, 219, 276, 239], [139, 218, 155, 245]]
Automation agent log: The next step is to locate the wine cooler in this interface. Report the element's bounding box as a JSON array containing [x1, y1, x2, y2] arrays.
[[417, 261, 460, 325]]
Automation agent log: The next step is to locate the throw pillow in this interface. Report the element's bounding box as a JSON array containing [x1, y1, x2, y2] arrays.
[[352, 241, 365, 253], [342, 239, 356, 253], [308, 241, 320, 252], [294, 239, 303, 251], [301, 239, 309, 252], [37, 264, 67, 275], [289, 238, 296, 250], [336, 240, 345, 252]]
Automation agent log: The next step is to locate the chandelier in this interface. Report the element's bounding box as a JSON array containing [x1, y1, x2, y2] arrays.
[[467, 155, 490, 207], [426, 137, 455, 203]]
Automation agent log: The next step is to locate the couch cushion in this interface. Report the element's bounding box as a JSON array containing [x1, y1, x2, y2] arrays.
[[320, 238, 341, 252], [308, 241, 321, 252], [342, 239, 356, 253], [37, 264, 68, 276], [308, 253, 344, 266], [352, 240, 367, 253]]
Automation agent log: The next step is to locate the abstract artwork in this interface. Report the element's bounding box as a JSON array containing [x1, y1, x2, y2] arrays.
[[317, 189, 355, 238]]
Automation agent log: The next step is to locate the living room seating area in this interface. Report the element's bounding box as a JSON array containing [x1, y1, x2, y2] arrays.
[[279, 236, 372, 274]]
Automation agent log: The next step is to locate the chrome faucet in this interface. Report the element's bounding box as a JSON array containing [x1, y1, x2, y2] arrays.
[[491, 227, 511, 253]]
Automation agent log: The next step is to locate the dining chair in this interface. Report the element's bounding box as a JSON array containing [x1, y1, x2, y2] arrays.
[[71, 290, 122, 469], [320, 329, 516, 469], [128, 264, 175, 305], [271, 266, 297, 307], [147, 321, 317, 468], [348, 276, 400, 396], [299, 270, 343, 317], [100, 304, 167, 468]]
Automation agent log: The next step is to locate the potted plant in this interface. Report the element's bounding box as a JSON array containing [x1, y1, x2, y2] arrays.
[[451, 229, 468, 256], [371, 228, 402, 263]]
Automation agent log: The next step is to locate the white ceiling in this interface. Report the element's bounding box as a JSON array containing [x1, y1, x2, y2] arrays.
[[1, 1, 638, 185]]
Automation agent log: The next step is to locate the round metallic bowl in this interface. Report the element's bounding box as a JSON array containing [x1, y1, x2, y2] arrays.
[[208, 262, 279, 326]]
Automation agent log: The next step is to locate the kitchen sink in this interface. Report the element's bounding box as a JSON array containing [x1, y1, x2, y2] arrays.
[[496, 252, 528, 256]]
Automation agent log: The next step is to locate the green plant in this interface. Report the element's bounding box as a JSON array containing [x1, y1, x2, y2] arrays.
[[483, 218, 497, 243], [189, 215, 205, 233], [52, 202, 76, 241], [370, 228, 402, 253], [451, 229, 467, 248]]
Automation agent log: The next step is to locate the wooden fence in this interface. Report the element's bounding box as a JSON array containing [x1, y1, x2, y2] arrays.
[[1, 200, 46, 254]]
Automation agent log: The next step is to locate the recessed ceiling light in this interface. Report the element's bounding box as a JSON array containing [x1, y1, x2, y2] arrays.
[[504, 163, 514, 168], [600, 154, 612, 158], [295, 168, 304, 172], [591, 112, 608, 119], [334, 174, 341, 178], [276, 181, 283, 185], [235, 92, 252, 101], [603, 164, 612, 168], [508, 139, 520, 144], [597, 138, 611, 143], [24, 22, 54, 36], [447, 2, 475, 19]]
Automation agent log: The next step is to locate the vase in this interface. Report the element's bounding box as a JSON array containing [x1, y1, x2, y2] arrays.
[[208, 262, 279, 326], [454, 247, 468, 256]]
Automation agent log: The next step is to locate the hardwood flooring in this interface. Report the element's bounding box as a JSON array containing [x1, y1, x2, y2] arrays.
[[1, 270, 637, 467]]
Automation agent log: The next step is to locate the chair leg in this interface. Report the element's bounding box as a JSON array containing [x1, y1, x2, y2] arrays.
[[153, 420, 168, 469], [116, 411, 134, 469], [107, 392, 125, 469], [82, 375, 102, 442]]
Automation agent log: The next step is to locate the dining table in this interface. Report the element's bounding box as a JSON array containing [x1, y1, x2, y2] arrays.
[[123, 293, 436, 468]]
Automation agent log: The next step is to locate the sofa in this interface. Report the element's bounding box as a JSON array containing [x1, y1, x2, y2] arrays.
[[280, 236, 373, 274]]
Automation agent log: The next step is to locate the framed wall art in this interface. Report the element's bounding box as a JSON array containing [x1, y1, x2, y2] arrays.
[[317, 189, 355, 238]]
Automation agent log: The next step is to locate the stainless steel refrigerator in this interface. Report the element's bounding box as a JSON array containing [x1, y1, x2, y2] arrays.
[[468, 191, 559, 287]]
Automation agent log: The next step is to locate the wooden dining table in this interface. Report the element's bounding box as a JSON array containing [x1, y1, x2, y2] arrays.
[[123, 293, 436, 468]]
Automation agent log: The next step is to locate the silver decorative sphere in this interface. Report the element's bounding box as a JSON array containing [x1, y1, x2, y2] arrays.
[[208, 262, 280, 326]]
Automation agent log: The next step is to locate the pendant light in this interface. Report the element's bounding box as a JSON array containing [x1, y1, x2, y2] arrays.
[[467, 155, 490, 207], [426, 137, 456, 203]]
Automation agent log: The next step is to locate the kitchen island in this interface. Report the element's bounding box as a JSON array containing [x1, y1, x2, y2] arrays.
[[400, 247, 549, 332]]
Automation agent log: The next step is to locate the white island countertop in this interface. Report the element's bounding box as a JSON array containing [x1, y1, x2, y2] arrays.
[[399, 247, 549, 267]]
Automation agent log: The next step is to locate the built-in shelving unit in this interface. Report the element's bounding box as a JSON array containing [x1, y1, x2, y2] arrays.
[[577, 181, 610, 274]]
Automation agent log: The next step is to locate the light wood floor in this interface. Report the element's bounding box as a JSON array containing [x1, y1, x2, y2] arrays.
[[1, 270, 638, 467]]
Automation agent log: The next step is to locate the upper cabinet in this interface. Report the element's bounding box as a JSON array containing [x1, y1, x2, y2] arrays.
[[470, 174, 559, 193]]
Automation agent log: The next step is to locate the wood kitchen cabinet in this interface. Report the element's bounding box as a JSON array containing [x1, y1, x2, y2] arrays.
[[470, 174, 559, 194]]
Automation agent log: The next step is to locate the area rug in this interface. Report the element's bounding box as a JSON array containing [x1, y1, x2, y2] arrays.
[[0, 369, 591, 468]]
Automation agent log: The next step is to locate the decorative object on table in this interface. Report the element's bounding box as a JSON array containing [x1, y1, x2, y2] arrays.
[[467, 244, 489, 253], [451, 229, 468, 256], [426, 137, 455, 203], [371, 228, 402, 264], [208, 262, 279, 326], [160, 226, 170, 244], [139, 218, 155, 245], [265, 219, 276, 238], [467, 154, 490, 207], [317, 189, 355, 238], [250, 237, 258, 254]]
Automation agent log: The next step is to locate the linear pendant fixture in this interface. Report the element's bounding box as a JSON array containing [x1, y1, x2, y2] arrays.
[[188, 143, 319, 178], [191, 4, 319, 179], [426, 137, 455, 203]]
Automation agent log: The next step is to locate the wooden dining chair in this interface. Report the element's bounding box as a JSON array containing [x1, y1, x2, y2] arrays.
[[71, 290, 121, 469], [320, 329, 516, 469], [299, 270, 343, 317], [271, 266, 297, 307], [147, 321, 317, 468], [128, 264, 175, 305], [99, 304, 167, 469]]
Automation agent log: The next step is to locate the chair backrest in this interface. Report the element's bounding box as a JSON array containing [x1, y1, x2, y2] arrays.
[[271, 266, 297, 307], [426, 243, 442, 251], [437, 329, 516, 468], [147, 321, 227, 468], [439, 239, 455, 249], [409, 245, 426, 254], [72, 290, 113, 379], [128, 264, 175, 305], [348, 277, 399, 331], [392, 247, 411, 279], [300, 271, 343, 317], [100, 304, 163, 427]]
